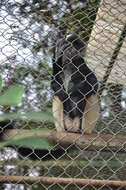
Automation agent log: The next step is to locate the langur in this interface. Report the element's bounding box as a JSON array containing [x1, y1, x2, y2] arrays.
[[51, 33, 99, 134]]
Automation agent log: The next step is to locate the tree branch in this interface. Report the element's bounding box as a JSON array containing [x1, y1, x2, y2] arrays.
[[2, 129, 126, 152], [0, 175, 126, 187]]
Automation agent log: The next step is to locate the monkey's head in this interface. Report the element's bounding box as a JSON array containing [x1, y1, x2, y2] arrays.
[[55, 33, 86, 93], [55, 33, 86, 64]]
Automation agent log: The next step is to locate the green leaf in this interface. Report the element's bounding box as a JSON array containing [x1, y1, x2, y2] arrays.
[[0, 129, 52, 150], [0, 76, 2, 92], [8, 137, 52, 150], [24, 111, 54, 122], [0, 111, 54, 123], [0, 85, 24, 106]]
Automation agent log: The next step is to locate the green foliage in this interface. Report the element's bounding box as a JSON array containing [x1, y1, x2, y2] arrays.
[[0, 77, 53, 150], [0, 111, 54, 123], [9, 136, 51, 150], [0, 84, 24, 106], [0, 129, 52, 150]]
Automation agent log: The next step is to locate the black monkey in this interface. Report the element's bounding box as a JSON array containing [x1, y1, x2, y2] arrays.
[[51, 33, 99, 133]]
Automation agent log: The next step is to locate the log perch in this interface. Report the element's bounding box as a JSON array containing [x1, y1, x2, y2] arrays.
[[0, 175, 126, 187], [2, 129, 126, 152]]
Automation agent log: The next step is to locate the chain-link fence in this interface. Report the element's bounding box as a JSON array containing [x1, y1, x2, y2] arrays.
[[0, 0, 126, 189]]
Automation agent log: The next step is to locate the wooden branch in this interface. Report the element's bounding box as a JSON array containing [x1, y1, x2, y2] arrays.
[[0, 175, 126, 187], [0, 159, 122, 168], [2, 129, 126, 152]]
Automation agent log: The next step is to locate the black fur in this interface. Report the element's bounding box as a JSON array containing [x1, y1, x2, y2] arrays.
[[51, 33, 98, 131]]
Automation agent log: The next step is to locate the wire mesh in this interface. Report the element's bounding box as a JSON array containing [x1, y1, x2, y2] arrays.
[[0, 0, 126, 190]]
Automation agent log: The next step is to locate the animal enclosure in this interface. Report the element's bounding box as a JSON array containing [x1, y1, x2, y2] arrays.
[[0, 0, 126, 190]]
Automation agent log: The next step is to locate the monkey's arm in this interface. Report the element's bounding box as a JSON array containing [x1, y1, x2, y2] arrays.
[[51, 71, 67, 132], [51, 62, 68, 132]]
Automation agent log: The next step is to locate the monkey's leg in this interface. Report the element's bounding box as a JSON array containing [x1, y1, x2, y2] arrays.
[[52, 96, 65, 132], [82, 94, 100, 134]]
